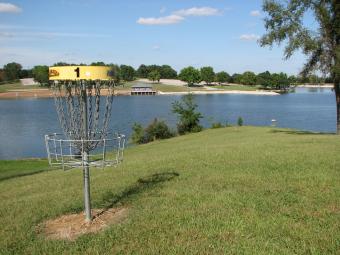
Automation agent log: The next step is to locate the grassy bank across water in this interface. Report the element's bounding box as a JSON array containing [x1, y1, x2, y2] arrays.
[[0, 126, 340, 254]]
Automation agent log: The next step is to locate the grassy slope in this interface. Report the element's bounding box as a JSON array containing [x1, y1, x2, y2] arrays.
[[0, 82, 40, 93], [0, 159, 49, 181], [0, 127, 340, 254]]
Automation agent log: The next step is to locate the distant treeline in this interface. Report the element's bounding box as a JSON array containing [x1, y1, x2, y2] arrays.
[[0, 62, 332, 89]]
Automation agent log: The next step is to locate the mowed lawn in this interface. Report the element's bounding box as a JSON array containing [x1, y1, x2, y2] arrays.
[[0, 127, 340, 254]]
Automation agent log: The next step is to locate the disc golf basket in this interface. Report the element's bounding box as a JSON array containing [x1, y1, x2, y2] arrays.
[[45, 66, 125, 222]]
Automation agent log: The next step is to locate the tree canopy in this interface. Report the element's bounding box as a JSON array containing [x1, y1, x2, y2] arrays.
[[3, 62, 22, 81], [216, 71, 230, 84], [119, 65, 135, 81], [200, 66, 215, 85], [260, 0, 340, 132], [148, 70, 161, 83], [179, 66, 201, 86], [32, 65, 49, 85]]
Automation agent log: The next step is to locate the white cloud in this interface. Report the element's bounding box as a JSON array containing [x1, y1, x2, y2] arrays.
[[137, 15, 184, 25], [173, 7, 220, 17], [152, 45, 160, 50], [250, 10, 261, 17], [240, 34, 260, 41], [137, 6, 221, 25], [0, 3, 21, 13]]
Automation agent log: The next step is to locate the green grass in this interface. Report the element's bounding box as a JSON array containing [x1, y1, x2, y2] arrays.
[[1, 127, 340, 254], [0, 82, 41, 93], [0, 159, 49, 181]]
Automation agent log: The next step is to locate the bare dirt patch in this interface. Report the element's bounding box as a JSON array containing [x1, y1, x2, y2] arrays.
[[39, 207, 128, 241]]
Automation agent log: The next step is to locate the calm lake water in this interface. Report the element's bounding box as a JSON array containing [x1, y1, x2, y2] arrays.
[[0, 87, 336, 160]]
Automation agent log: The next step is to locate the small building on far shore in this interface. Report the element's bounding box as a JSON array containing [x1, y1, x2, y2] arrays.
[[131, 84, 156, 95]]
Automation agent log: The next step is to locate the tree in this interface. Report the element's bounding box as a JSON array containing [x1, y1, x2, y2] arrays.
[[90, 62, 106, 66], [120, 65, 135, 81], [160, 65, 177, 79], [179, 66, 201, 86], [0, 70, 5, 82], [256, 71, 272, 88], [20, 69, 32, 79], [148, 70, 161, 83], [271, 72, 291, 90], [230, 73, 242, 84], [172, 94, 203, 134], [137, 64, 149, 78], [216, 71, 230, 84], [240, 71, 257, 85], [3, 62, 22, 81], [32, 65, 49, 85], [260, 0, 340, 133], [108, 64, 121, 83], [200, 66, 215, 85]]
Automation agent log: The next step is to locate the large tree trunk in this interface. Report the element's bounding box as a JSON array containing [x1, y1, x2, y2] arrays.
[[335, 79, 340, 134]]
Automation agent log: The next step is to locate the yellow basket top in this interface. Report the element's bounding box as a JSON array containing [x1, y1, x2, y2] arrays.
[[49, 66, 112, 80]]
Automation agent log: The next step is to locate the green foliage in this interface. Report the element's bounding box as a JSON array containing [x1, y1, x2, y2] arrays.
[[159, 65, 177, 79], [200, 66, 215, 85], [231, 73, 242, 84], [131, 123, 145, 144], [131, 119, 174, 144], [211, 122, 224, 129], [237, 117, 244, 126], [179, 66, 201, 86], [3, 62, 22, 81], [19, 69, 33, 79], [90, 62, 106, 66], [172, 94, 203, 134], [148, 70, 161, 83], [32, 65, 49, 85], [240, 71, 257, 85], [137, 64, 177, 79], [256, 71, 272, 88], [108, 64, 121, 83], [216, 71, 230, 84], [144, 118, 175, 142], [120, 65, 135, 81]]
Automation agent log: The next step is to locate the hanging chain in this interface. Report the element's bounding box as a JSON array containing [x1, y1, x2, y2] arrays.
[[52, 79, 115, 152]]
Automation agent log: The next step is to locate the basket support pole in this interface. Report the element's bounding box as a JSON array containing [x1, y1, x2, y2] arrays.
[[81, 81, 92, 222]]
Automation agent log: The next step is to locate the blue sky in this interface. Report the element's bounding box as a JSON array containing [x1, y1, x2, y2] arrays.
[[0, 0, 309, 74]]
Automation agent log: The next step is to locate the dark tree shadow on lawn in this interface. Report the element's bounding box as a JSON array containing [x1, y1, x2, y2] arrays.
[[269, 129, 333, 135], [98, 171, 179, 215]]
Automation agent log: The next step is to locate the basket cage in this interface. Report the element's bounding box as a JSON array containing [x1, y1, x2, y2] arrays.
[[45, 132, 125, 170]]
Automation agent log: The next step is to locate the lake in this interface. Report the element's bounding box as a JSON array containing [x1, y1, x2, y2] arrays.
[[0, 87, 336, 160]]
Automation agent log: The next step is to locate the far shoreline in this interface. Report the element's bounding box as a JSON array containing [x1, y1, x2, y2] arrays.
[[0, 88, 279, 99]]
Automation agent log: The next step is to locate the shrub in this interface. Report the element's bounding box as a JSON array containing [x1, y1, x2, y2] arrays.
[[237, 117, 244, 126], [131, 123, 145, 144], [211, 122, 224, 129], [144, 118, 175, 142], [131, 119, 175, 144], [172, 94, 203, 135]]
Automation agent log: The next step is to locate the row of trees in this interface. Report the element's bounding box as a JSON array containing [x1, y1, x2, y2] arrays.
[[177, 66, 331, 90], [0, 61, 331, 89], [0, 62, 49, 85]]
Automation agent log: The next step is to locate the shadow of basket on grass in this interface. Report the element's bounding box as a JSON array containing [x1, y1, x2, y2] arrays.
[[98, 171, 179, 215]]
